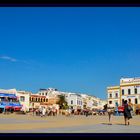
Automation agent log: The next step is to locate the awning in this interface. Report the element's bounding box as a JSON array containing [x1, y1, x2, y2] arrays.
[[0, 93, 17, 98]]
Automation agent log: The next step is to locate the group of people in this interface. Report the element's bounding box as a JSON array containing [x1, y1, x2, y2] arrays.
[[33, 106, 58, 117], [107, 99, 133, 125], [32, 100, 133, 126]]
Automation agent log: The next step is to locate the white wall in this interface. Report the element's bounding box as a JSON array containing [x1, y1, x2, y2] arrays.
[[65, 94, 83, 109], [107, 88, 120, 107], [121, 86, 140, 105], [17, 91, 30, 111]]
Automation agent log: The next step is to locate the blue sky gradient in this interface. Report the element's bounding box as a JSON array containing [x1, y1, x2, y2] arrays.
[[0, 8, 140, 99]]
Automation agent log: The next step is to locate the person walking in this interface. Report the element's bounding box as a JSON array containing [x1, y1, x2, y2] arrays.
[[107, 104, 114, 125], [128, 99, 133, 116], [41, 107, 46, 117], [123, 100, 132, 125]]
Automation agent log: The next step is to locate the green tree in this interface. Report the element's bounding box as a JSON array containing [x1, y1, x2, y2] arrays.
[[57, 95, 69, 109]]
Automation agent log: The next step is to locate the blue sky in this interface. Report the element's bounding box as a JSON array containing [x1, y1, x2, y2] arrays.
[[0, 7, 140, 99]]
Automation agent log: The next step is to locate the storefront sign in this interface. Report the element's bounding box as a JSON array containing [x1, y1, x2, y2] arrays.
[[127, 96, 136, 98]]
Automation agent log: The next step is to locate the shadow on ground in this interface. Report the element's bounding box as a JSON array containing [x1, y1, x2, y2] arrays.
[[101, 123, 112, 125], [101, 123, 127, 126], [115, 123, 128, 126]]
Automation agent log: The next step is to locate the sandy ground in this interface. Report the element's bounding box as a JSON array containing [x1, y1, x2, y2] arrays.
[[0, 113, 140, 131]]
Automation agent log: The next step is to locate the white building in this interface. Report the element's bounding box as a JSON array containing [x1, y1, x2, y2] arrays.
[[36, 88, 107, 110], [120, 77, 140, 107], [38, 88, 64, 98], [17, 90, 31, 112], [0, 88, 31, 112], [107, 77, 140, 113], [81, 94, 106, 110], [81, 94, 94, 109], [107, 86, 120, 107], [97, 98, 107, 110], [65, 93, 83, 110]]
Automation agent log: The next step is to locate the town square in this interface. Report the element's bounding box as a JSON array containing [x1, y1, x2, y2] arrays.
[[0, 7, 140, 133], [0, 112, 140, 133]]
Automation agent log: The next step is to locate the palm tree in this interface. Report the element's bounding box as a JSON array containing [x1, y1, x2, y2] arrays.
[[57, 95, 69, 109]]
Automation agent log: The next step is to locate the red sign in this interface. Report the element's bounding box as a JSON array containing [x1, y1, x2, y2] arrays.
[[118, 106, 124, 112]]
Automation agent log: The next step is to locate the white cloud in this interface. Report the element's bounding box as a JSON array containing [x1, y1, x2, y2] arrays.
[[0, 56, 17, 62]]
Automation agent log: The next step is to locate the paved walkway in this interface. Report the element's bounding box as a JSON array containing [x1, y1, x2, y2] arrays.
[[0, 114, 140, 133], [1, 124, 140, 133]]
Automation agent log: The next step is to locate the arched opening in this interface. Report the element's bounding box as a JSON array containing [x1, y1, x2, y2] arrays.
[[135, 88, 137, 94], [122, 89, 124, 95], [122, 99, 124, 105], [38, 98, 40, 102], [128, 89, 131, 95], [135, 98, 138, 104]]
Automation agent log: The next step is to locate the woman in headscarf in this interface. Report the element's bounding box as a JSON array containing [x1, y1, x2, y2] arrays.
[[123, 100, 132, 125]]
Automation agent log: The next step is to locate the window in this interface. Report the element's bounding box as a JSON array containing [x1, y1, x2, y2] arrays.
[[29, 97, 31, 101], [46, 93, 47, 96], [109, 94, 112, 98], [20, 96, 25, 102], [33, 98, 36, 102], [135, 88, 137, 94], [115, 93, 118, 98], [128, 89, 131, 95], [41, 98, 42, 102], [122, 89, 124, 95], [135, 98, 138, 104], [39, 93, 41, 95], [42, 93, 44, 95], [38, 98, 40, 102], [71, 100, 73, 104], [122, 99, 124, 105], [46, 99, 48, 102], [109, 101, 112, 104]]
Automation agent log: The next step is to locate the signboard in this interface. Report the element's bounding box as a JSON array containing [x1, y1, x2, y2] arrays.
[[135, 86, 140, 88], [121, 78, 140, 84], [127, 96, 136, 98]]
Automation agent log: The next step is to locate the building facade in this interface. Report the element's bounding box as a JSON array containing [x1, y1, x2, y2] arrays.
[[29, 94, 49, 109], [65, 93, 83, 110], [17, 90, 31, 112], [120, 78, 140, 111], [107, 77, 140, 112], [97, 98, 107, 110], [107, 86, 120, 107]]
